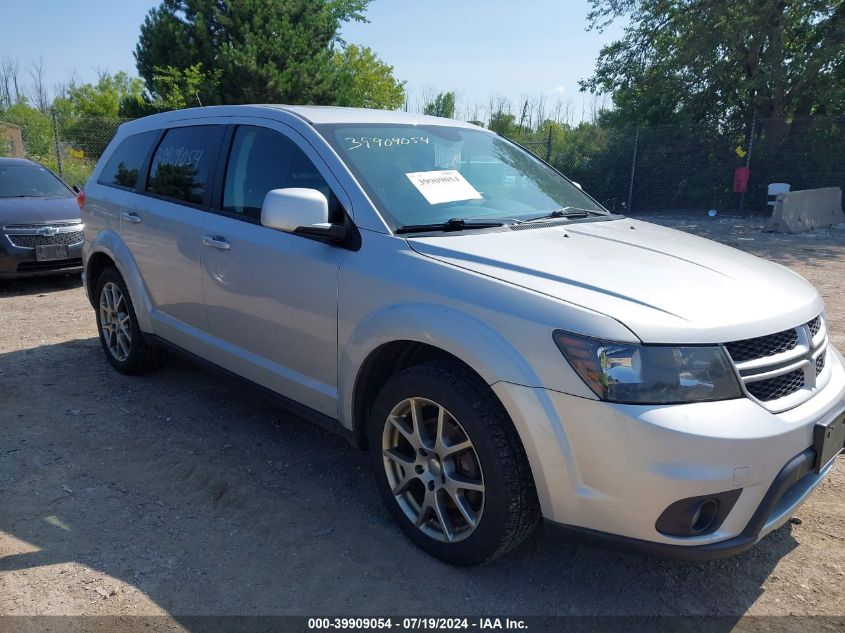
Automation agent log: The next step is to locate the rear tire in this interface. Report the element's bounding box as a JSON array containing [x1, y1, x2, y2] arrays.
[[368, 360, 539, 566], [94, 267, 162, 374]]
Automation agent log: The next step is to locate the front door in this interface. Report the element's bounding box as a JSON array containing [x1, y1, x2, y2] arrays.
[[200, 122, 350, 417]]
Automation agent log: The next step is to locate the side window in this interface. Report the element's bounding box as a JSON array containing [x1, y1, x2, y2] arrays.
[[146, 125, 224, 205], [97, 131, 158, 189], [222, 126, 338, 221]]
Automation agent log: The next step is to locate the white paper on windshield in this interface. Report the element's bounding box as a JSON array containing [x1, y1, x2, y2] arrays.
[[405, 170, 482, 205]]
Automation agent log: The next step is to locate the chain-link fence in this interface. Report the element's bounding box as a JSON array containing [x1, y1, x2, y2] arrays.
[[506, 116, 845, 215], [2, 111, 843, 216], [0, 113, 130, 187]]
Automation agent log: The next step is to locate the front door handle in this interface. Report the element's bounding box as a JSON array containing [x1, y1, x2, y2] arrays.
[[203, 235, 231, 251], [122, 211, 141, 224]]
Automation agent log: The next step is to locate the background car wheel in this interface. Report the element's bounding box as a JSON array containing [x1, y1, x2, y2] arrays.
[[368, 360, 539, 566], [94, 267, 162, 374]]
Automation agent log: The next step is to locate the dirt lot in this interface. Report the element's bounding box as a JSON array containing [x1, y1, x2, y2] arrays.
[[1, 214, 844, 626]]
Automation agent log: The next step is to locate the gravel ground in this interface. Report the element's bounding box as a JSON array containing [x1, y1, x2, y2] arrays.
[[0, 214, 844, 627]]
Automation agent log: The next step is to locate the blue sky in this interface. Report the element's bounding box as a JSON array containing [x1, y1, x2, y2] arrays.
[[0, 0, 623, 120]]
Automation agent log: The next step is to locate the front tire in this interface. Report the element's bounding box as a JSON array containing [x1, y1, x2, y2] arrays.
[[368, 361, 539, 566], [94, 267, 161, 374]]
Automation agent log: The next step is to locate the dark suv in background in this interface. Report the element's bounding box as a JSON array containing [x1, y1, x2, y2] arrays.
[[0, 157, 83, 279]]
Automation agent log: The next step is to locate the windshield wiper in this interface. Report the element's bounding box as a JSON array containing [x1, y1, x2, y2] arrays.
[[519, 207, 607, 223], [395, 218, 505, 234]]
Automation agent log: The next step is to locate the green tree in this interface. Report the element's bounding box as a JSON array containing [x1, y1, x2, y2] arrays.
[[488, 111, 517, 135], [582, 0, 845, 145], [49, 72, 151, 163], [135, 0, 381, 106], [333, 45, 405, 109], [423, 91, 456, 118], [0, 100, 53, 158], [52, 72, 146, 119], [149, 63, 221, 110]]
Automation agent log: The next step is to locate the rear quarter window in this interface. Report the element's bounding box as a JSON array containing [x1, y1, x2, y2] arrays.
[[146, 125, 225, 205], [97, 131, 159, 189]]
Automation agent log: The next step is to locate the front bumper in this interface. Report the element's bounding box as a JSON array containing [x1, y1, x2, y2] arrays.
[[544, 445, 833, 560], [0, 233, 83, 279], [493, 344, 845, 559]]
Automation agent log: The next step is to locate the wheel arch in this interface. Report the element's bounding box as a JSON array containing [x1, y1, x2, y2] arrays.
[[85, 251, 115, 308], [340, 303, 542, 450], [351, 340, 485, 450], [85, 230, 154, 333]]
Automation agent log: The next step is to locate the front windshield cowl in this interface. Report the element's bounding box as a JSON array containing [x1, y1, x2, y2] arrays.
[[317, 123, 607, 233]]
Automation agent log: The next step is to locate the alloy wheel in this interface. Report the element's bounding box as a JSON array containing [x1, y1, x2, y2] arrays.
[[381, 397, 485, 543], [99, 281, 132, 362]]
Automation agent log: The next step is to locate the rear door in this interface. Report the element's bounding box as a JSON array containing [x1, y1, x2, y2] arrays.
[[120, 122, 226, 355], [87, 130, 161, 243], [200, 121, 351, 417]]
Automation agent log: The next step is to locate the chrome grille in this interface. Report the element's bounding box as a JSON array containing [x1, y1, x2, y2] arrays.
[[725, 330, 798, 363], [8, 231, 84, 248], [724, 314, 829, 412], [746, 370, 805, 402], [816, 352, 826, 375], [3, 221, 79, 230]]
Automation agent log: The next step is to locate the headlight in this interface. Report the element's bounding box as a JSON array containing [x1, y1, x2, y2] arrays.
[[553, 330, 743, 404]]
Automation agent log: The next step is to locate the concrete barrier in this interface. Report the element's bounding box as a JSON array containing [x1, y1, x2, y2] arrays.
[[765, 187, 844, 233], [767, 183, 790, 212]]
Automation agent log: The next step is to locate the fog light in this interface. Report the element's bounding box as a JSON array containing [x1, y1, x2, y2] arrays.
[[656, 489, 742, 537], [690, 499, 719, 533]]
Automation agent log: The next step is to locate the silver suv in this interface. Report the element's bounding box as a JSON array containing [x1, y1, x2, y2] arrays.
[[82, 105, 845, 566]]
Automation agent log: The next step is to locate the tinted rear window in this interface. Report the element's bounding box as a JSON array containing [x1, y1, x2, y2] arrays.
[[146, 126, 225, 205], [98, 131, 158, 189]]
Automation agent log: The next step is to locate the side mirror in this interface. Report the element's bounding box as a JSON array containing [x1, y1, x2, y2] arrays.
[[261, 188, 347, 242]]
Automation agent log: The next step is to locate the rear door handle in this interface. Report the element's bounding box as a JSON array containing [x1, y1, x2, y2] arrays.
[[203, 235, 231, 251], [122, 211, 141, 224]]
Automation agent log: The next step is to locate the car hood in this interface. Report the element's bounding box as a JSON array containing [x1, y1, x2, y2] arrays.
[[406, 218, 823, 344], [0, 196, 80, 226]]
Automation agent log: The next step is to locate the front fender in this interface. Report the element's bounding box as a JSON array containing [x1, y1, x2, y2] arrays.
[[338, 302, 543, 430], [86, 229, 155, 334]]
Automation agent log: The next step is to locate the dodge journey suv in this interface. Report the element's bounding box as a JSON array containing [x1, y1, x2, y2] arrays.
[[82, 105, 845, 566]]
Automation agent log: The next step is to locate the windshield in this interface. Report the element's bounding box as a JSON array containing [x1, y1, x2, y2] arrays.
[[318, 123, 607, 231], [0, 164, 73, 199]]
